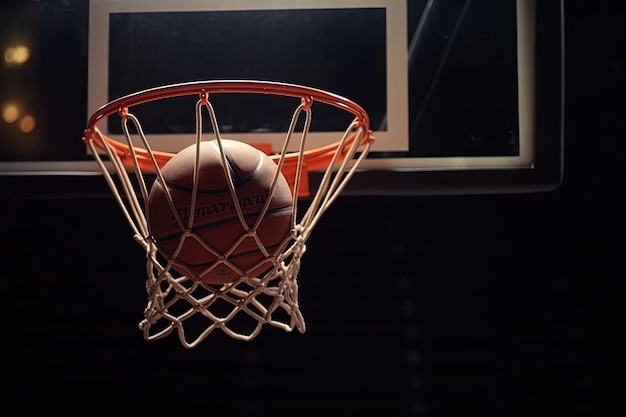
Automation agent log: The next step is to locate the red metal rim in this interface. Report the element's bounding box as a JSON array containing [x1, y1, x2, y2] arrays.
[[82, 80, 374, 195]]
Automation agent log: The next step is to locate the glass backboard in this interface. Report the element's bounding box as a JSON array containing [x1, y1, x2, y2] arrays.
[[0, 0, 563, 198]]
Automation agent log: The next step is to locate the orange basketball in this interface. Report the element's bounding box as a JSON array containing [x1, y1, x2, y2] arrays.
[[147, 139, 293, 285]]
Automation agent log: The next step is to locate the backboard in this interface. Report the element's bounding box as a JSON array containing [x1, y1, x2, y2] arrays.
[[0, 0, 563, 198]]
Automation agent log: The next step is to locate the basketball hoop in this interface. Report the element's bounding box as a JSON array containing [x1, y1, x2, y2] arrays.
[[83, 80, 374, 348]]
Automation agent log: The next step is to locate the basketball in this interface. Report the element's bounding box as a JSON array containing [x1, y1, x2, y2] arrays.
[[147, 139, 293, 285]]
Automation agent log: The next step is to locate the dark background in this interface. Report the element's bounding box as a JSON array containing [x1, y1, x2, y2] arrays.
[[2, 2, 617, 416]]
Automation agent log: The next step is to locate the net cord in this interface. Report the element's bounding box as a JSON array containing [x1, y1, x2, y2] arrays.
[[84, 84, 372, 347]]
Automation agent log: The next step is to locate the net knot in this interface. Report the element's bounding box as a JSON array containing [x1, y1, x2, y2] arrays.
[[117, 107, 130, 119], [301, 96, 313, 110]]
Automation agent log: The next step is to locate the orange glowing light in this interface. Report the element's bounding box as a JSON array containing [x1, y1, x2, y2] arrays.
[[19, 115, 37, 133]]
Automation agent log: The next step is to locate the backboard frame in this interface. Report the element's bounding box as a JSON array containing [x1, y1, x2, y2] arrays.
[[0, 0, 564, 198]]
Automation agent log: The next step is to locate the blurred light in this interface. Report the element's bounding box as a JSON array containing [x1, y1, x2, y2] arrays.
[[2, 103, 20, 123], [3, 47, 16, 63], [4, 45, 31, 65], [19, 115, 36, 133]]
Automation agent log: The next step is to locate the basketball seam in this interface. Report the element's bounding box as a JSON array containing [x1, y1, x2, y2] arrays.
[[163, 144, 266, 193]]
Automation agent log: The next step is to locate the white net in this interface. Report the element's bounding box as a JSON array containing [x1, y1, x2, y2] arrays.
[[84, 84, 372, 348]]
